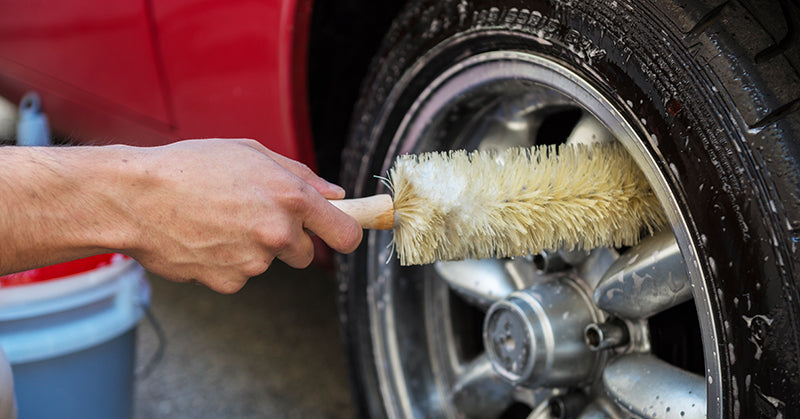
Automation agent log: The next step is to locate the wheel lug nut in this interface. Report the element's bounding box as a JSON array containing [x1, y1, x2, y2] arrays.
[[532, 249, 568, 272], [548, 392, 588, 419], [584, 319, 630, 351]]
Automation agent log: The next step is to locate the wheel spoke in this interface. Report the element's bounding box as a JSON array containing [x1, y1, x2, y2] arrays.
[[434, 259, 517, 309], [565, 112, 615, 145], [593, 230, 691, 319], [450, 354, 514, 418], [603, 354, 705, 418]]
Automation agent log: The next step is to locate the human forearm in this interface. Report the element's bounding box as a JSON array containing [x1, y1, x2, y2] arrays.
[[0, 145, 138, 273], [0, 140, 362, 293]]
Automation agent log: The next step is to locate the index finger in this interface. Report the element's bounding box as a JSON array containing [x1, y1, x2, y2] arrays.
[[241, 140, 347, 200]]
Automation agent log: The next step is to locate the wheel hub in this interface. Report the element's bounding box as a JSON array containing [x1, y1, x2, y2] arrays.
[[483, 276, 601, 387]]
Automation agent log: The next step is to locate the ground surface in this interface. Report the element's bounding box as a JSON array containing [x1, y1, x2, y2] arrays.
[[134, 262, 355, 419]]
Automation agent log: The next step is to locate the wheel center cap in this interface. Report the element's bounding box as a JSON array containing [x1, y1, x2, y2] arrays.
[[486, 306, 531, 377], [483, 277, 600, 387]]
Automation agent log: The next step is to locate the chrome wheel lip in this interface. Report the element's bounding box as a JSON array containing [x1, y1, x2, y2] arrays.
[[366, 50, 721, 418]]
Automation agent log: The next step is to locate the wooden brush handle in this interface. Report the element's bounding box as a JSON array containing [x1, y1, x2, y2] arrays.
[[329, 194, 394, 230]]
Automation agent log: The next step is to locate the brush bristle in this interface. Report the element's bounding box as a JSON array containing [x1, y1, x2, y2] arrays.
[[387, 142, 667, 265]]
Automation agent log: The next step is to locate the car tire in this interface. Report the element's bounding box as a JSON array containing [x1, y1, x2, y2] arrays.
[[337, 0, 800, 417]]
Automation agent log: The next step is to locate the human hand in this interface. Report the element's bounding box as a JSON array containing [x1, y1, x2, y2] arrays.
[[115, 139, 362, 293]]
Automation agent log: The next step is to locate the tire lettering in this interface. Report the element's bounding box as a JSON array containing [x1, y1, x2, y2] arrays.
[[504, 7, 518, 26], [528, 10, 544, 27], [564, 28, 581, 44], [472, 6, 606, 62], [488, 7, 501, 25]]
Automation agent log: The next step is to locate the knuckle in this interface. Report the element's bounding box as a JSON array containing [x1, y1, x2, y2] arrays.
[[242, 258, 271, 278], [282, 183, 312, 212], [205, 275, 246, 294], [294, 162, 314, 177], [267, 226, 295, 250], [237, 138, 261, 148], [216, 280, 245, 294], [254, 220, 294, 249]]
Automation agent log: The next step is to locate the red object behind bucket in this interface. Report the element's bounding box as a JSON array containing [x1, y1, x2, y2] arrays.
[[0, 254, 128, 287]]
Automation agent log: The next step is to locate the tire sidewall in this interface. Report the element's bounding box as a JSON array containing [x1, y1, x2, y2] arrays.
[[339, 0, 800, 417]]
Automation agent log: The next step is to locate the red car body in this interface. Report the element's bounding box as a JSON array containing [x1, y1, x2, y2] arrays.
[[0, 0, 315, 165]]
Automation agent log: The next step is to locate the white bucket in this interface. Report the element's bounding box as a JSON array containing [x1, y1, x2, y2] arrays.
[[0, 254, 149, 419]]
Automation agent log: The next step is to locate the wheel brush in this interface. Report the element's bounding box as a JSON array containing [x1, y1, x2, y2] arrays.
[[331, 142, 667, 265]]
